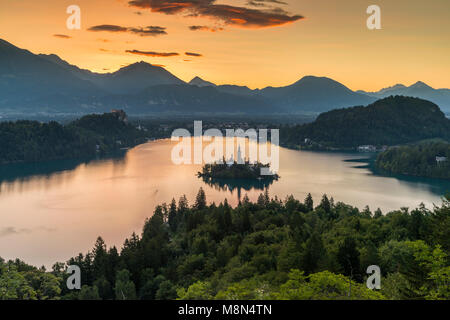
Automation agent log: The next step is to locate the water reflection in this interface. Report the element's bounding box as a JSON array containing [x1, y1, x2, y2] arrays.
[[344, 157, 450, 197], [0, 154, 128, 196], [199, 176, 276, 200]]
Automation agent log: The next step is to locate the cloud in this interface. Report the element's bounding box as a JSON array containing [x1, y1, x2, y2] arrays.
[[89, 24, 167, 36], [189, 25, 223, 32], [185, 52, 202, 57], [0, 227, 30, 237], [247, 0, 287, 7], [128, 0, 303, 28], [128, 26, 167, 36], [126, 50, 179, 57], [0, 226, 55, 238], [89, 24, 128, 32], [53, 34, 72, 39]]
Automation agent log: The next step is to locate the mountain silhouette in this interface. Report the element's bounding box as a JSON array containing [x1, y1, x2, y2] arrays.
[[189, 76, 216, 87], [359, 81, 450, 112], [1, 38, 448, 116]]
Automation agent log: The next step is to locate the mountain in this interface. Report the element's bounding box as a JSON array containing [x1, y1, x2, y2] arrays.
[[2, 38, 449, 117], [189, 76, 216, 87], [359, 81, 450, 113], [259, 76, 377, 113], [0, 39, 104, 113], [99, 84, 273, 114], [93, 62, 185, 94], [281, 96, 450, 149], [39, 55, 185, 94]]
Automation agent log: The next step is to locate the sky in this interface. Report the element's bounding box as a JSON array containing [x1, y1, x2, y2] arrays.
[[0, 0, 449, 91]]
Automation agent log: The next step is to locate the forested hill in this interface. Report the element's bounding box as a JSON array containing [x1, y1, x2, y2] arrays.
[[281, 96, 450, 149], [376, 141, 450, 179], [0, 111, 146, 163], [1, 190, 449, 300]]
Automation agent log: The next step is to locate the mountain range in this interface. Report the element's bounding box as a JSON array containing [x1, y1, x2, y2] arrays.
[[1, 38, 449, 117]]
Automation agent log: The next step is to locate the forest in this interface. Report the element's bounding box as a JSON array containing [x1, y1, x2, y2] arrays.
[[376, 141, 450, 179], [281, 96, 450, 149], [0, 111, 147, 164], [1, 189, 449, 300]]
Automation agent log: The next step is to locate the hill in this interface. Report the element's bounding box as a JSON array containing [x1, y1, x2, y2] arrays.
[[376, 141, 450, 179], [0, 110, 146, 163], [281, 96, 450, 149]]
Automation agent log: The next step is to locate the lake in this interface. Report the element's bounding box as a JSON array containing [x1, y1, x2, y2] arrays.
[[1, 138, 449, 268]]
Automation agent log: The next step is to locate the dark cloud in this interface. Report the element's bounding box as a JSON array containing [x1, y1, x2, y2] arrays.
[[88, 24, 128, 32], [89, 25, 167, 36], [185, 52, 202, 57], [125, 50, 179, 57], [247, 0, 287, 7], [128, 0, 303, 28], [128, 26, 167, 36], [189, 25, 223, 32], [53, 34, 72, 39]]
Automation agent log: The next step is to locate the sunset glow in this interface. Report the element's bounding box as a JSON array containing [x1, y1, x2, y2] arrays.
[[0, 0, 449, 90]]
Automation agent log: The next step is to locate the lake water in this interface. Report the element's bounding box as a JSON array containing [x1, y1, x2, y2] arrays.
[[1, 138, 449, 268]]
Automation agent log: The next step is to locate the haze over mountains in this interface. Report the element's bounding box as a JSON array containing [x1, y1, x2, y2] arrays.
[[1, 38, 449, 117]]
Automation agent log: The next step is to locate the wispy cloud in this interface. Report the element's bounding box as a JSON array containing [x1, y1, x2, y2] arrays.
[[247, 0, 288, 7], [128, 0, 303, 28], [0, 226, 56, 238], [185, 52, 203, 57], [125, 50, 179, 57], [89, 24, 167, 36], [53, 34, 72, 39], [189, 25, 224, 32], [128, 26, 167, 36]]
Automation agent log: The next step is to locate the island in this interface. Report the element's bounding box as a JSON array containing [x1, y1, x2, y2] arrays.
[[197, 159, 279, 181]]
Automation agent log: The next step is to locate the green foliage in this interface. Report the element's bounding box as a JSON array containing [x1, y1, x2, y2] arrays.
[[282, 96, 450, 149], [0, 111, 147, 164], [5, 190, 450, 300], [376, 141, 450, 179], [198, 160, 279, 180], [114, 269, 137, 300], [273, 270, 384, 300]]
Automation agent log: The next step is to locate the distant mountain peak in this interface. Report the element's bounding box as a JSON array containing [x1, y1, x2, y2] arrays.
[[118, 61, 162, 72], [410, 81, 433, 90], [293, 75, 345, 86], [189, 76, 216, 87]]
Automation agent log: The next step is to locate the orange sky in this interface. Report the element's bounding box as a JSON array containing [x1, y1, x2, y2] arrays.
[[0, 0, 449, 91]]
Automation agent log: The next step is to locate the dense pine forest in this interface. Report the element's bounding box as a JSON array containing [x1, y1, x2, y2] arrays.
[[1, 189, 449, 300], [376, 141, 450, 179], [0, 111, 147, 164], [281, 96, 450, 149]]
